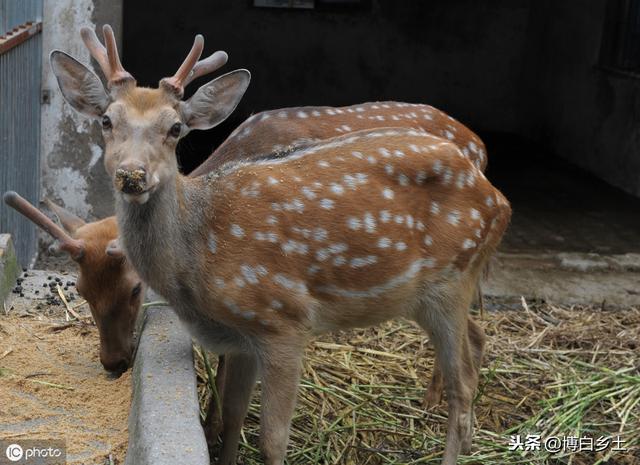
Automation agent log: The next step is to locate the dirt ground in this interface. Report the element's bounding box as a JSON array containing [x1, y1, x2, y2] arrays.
[[0, 300, 130, 464]]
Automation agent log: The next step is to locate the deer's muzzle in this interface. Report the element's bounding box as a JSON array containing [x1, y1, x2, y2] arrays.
[[115, 168, 148, 195]]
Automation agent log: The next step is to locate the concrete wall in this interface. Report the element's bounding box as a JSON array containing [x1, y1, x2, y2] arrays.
[[40, 0, 122, 221], [519, 0, 640, 197]]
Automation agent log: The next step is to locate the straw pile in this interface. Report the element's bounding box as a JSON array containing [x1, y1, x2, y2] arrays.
[[195, 300, 640, 464]]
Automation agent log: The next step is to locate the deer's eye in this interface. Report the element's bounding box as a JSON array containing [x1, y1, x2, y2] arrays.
[[131, 283, 142, 299], [168, 122, 182, 138], [102, 115, 112, 130]]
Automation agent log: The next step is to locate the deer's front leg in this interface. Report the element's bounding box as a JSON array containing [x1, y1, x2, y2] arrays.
[[258, 342, 304, 465], [217, 352, 258, 465]]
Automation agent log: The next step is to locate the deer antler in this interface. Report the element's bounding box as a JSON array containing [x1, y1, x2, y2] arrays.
[[184, 50, 228, 87], [80, 24, 134, 87], [3, 191, 85, 260], [161, 35, 228, 97]]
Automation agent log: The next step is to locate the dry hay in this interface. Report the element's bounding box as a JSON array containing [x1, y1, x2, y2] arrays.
[[196, 300, 640, 464], [0, 300, 130, 465]]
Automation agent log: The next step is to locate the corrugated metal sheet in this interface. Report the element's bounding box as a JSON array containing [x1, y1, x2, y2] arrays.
[[0, 0, 43, 267], [0, 0, 41, 35]]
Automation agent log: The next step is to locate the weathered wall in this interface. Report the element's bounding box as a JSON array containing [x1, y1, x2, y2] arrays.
[[40, 0, 122, 221], [519, 0, 640, 197]]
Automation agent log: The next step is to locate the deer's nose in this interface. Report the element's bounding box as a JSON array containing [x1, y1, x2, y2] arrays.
[[115, 163, 148, 195], [100, 353, 130, 374]]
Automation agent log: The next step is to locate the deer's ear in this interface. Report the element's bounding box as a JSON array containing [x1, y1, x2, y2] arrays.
[[105, 238, 126, 260], [43, 198, 86, 235], [50, 50, 110, 118], [181, 69, 250, 131]]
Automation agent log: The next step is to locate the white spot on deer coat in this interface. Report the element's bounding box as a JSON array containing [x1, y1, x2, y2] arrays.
[[347, 217, 362, 230], [320, 198, 335, 209], [378, 237, 391, 248], [351, 255, 378, 268], [382, 188, 394, 200], [462, 239, 476, 250], [301, 187, 317, 200], [240, 264, 261, 284], [281, 240, 309, 255], [307, 264, 321, 275], [378, 147, 391, 158], [231, 224, 245, 238], [424, 235, 433, 246], [447, 211, 461, 226], [395, 241, 407, 251], [431, 202, 440, 215], [398, 174, 410, 186], [274, 274, 308, 293], [313, 228, 328, 242], [364, 212, 376, 233], [330, 183, 345, 195], [333, 255, 347, 266], [380, 210, 391, 223], [297, 111, 309, 118], [208, 232, 217, 254]]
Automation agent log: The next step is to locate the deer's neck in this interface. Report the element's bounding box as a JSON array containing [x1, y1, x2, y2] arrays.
[[116, 174, 207, 312]]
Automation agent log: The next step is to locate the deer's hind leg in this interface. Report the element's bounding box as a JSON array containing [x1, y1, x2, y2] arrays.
[[414, 280, 482, 464], [423, 316, 485, 408]]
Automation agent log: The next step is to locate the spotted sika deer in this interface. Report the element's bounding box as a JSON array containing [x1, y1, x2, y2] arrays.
[[192, 101, 487, 176], [50, 26, 511, 465], [194, 101, 490, 418]]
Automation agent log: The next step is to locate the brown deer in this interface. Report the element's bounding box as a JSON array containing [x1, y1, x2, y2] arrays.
[[3, 192, 141, 373], [50, 26, 511, 465]]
